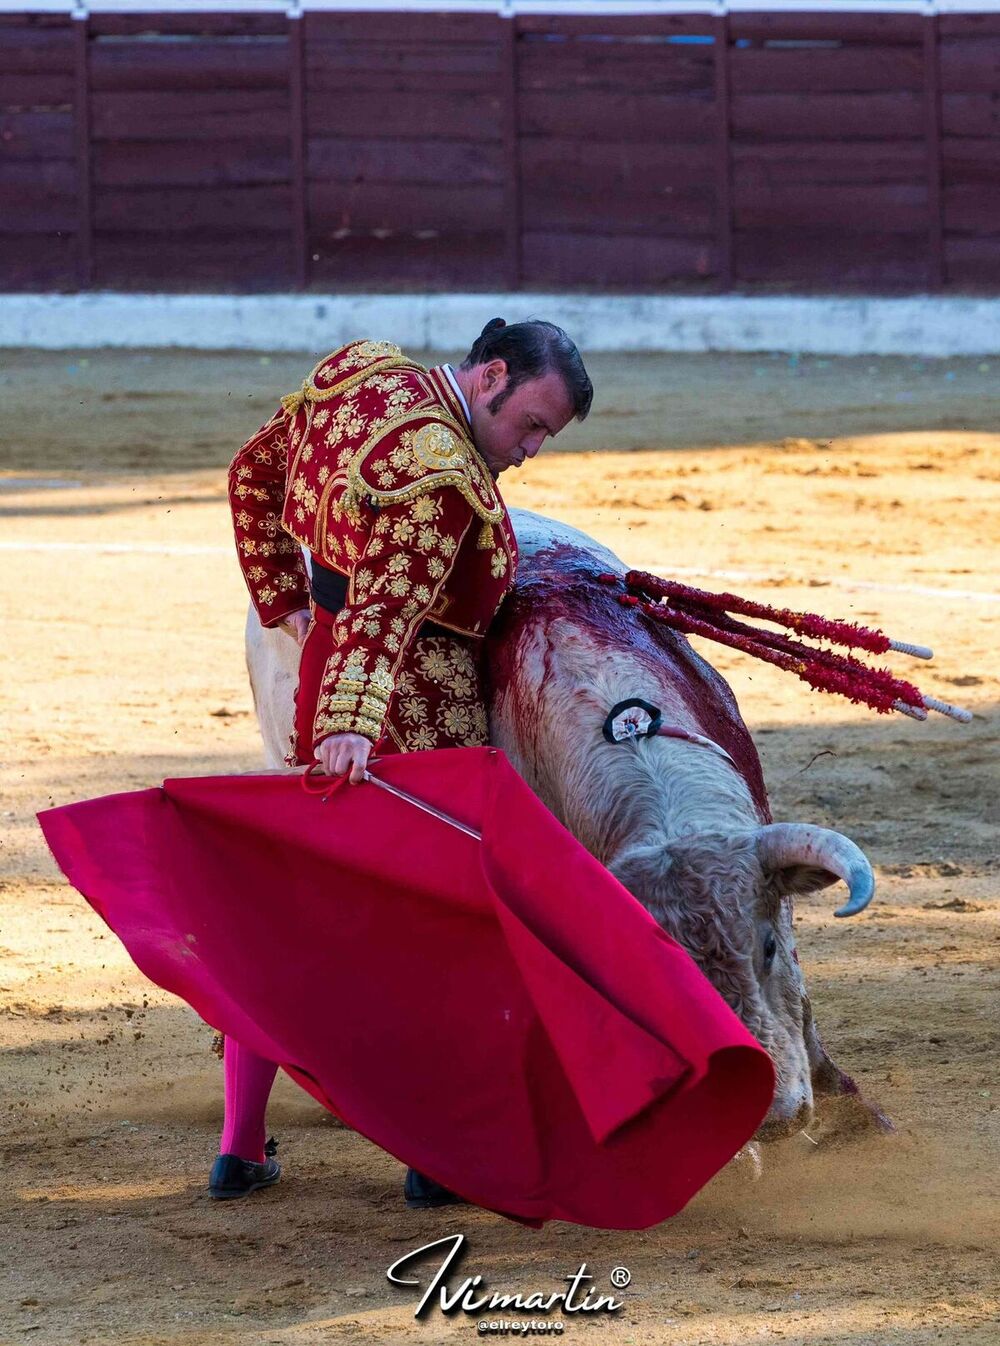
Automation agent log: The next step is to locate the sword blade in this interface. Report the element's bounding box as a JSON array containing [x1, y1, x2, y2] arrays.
[[362, 771, 482, 841]]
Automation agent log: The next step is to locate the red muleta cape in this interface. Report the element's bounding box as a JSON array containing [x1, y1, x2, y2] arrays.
[[38, 746, 773, 1229]]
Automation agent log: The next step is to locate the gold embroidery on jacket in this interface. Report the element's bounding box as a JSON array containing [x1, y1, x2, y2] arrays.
[[245, 349, 517, 670], [312, 503, 477, 746], [280, 343, 419, 416]]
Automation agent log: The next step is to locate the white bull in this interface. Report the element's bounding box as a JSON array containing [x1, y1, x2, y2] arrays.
[[246, 509, 883, 1139]]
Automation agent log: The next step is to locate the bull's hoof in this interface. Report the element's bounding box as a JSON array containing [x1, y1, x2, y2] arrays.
[[808, 1093, 895, 1145]]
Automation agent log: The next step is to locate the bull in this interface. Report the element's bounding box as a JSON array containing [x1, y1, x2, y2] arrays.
[[247, 510, 883, 1141]]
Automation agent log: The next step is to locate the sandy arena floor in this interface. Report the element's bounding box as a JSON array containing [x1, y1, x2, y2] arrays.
[[0, 348, 997, 1344]]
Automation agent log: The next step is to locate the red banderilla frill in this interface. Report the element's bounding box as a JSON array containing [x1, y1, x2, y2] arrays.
[[595, 572, 972, 724]]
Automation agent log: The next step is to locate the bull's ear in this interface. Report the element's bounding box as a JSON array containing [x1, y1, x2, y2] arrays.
[[768, 864, 841, 897]]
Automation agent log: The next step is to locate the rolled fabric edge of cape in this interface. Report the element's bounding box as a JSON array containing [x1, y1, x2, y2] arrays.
[[35, 766, 777, 1230]]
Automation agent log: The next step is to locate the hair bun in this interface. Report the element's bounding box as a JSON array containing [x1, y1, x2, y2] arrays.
[[482, 317, 506, 336]]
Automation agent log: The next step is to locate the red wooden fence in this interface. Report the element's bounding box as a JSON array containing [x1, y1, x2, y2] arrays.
[[2, 8, 999, 292]]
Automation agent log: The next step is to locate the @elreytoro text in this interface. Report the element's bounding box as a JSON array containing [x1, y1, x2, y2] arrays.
[[387, 1234, 626, 1324]]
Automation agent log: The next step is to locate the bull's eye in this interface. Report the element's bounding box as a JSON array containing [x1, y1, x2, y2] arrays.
[[762, 931, 778, 971]]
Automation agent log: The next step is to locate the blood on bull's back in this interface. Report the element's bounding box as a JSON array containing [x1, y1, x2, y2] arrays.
[[484, 508, 771, 826]]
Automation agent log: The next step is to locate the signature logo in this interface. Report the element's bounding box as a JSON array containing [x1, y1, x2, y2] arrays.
[[387, 1233, 626, 1321]]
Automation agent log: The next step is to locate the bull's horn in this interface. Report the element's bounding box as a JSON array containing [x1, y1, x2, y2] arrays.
[[755, 823, 875, 918]]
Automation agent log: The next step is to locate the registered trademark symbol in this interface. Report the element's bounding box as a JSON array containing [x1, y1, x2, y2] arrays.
[[610, 1266, 631, 1289]]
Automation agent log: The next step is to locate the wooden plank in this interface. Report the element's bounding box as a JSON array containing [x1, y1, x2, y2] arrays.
[[305, 13, 506, 44], [93, 138, 290, 188], [309, 180, 504, 234], [517, 42, 713, 95], [944, 234, 1000, 286], [305, 91, 501, 143], [943, 184, 1000, 233], [93, 184, 292, 233], [519, 91, 715, 142], [501, 16, 520, 289], [89, 37, 289, 92], [305, 39, 501, 79], [91, 89, 289, 141], [0, 15, 73, 30], [308, 136, 501, 186], [306, 67, 502, 97], [0, 232, 77, 288], [522, 229, 717, 286], [519, 137, 711, 193], [0, 26, 75, 74], [0, 158, 74, 189], [732, 93, 923, 140], [941, 94, 1000, 138], [308, 233, 505, 289], [941, 136, 1000, 182], [523, 184, 715, 238], [729, 46, 923, 94], [74, 14, 91, 289], [0, 72, 74, 108], [733, 139, 926, 183], [0, 183, 77, 232], [714, 13, 733, 291], [93, 231, 294, 288], [289, 12, 306, 288], [729, 14, 923, 43], [925, 14, 944, 289], [734, 228, 927, 285], [938, 38, 1000, 93], [89, 14, 286, 38], [0, 109, 73, 160], [939, 14, 1000, 40], [516, 15, 716, 38], [734, 183, 927, 233]]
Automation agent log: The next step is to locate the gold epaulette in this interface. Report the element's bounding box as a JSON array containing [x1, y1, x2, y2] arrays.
[[279, 340, 423, 416], [344, 415, 505, 549]]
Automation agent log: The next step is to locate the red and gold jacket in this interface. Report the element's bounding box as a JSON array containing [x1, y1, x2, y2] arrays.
[[227, 339, 518, 746]]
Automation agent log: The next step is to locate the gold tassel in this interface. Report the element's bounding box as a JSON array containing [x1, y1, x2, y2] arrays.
[[477, 521, 494, 550], [280, 381, 309, 416]]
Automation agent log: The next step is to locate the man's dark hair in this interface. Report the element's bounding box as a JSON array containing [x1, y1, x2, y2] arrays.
[[460, 317, 593, 421]]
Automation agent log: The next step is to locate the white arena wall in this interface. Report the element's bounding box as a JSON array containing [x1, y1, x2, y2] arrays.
[[2, 292, 1000, 356], [6, 1, 1000, 353]]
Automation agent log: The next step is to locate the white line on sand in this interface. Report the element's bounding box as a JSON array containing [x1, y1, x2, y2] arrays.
[[0, 478, 82, 490], [2, 540, 996, 603], [0, 541, 228, 556]]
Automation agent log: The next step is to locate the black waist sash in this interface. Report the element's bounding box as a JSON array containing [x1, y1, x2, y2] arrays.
[[310, 557, 453, 640]]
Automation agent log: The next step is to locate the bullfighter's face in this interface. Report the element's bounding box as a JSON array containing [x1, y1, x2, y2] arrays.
[[466, 361, 575, 477]]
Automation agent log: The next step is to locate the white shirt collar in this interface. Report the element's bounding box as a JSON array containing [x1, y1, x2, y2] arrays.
[[442, 363, 472, 427]]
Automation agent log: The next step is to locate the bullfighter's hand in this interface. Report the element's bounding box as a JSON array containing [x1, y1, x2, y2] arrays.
[[278, 609, 312, 646], [314, 732, 373, 784]]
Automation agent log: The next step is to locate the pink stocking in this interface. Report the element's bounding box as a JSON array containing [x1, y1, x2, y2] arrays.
[[220, 1038, 278, 1163]]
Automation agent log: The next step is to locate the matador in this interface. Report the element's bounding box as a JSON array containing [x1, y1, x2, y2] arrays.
[[217, 317, 593, 1206]]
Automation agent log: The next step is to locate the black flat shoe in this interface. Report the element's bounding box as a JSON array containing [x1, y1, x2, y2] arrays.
[[404, 1167, 466, 1209], [209, 1136, 280, 1200]]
